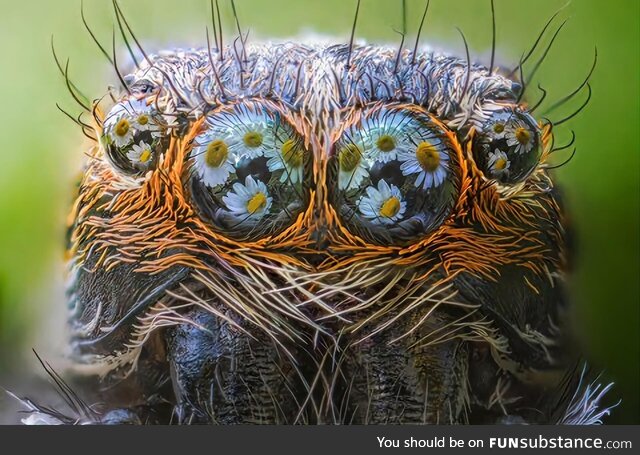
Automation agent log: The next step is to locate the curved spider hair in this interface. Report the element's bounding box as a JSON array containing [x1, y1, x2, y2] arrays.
[[14, 0, 617, 426]]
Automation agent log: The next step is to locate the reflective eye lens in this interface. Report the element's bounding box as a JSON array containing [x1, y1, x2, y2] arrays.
[[101, 98, 171, 174], [473, 106, 541, 183], [189, 101, 310, 239], [331, 106, 460, 244]]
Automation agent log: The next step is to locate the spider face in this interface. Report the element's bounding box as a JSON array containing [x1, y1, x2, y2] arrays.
[[63, 41, 581, 424]]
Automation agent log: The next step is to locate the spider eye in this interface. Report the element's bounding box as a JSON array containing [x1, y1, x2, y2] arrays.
[[101, 98, 171, 174], [189, 101, 310, 240], [473, 106, 541, 183], [330, 106, 460, 245]]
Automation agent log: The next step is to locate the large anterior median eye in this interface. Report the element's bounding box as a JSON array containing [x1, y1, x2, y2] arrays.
[[330, 106, 460, 245], [472, 105, 541, 184], [189, 101, 310, 240], [101, 98, 173, 175]]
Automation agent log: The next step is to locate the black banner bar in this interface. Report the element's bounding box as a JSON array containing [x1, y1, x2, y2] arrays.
[[0, 425, 637, 454]]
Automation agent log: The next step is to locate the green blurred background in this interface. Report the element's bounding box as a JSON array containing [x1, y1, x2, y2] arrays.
[[0, 0, 637, 423]]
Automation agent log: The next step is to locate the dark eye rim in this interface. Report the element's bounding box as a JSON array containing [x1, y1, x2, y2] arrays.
[[328, 103, 466, 247]]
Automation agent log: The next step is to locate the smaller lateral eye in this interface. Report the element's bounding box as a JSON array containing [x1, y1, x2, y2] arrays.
[[101, 98, 171, 174], [472, 105, 541, 184]]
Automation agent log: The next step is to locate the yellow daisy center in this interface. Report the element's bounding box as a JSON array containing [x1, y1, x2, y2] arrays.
[[139, 149, 152, 163], [243, 131, 263, 148], [115, 118, 130, 137], [494, 157, 507, 171], [281, 139, 304, 168], [415, 141, 441, 172], [376, 134, 396, 152], [246, 192, 267, 214], [338, 144, 362, 173], [379, 196, 401, 219], [205, 140, 229, 168], [137, 114, 149, 126], [515, 127, 531, 145], [493, 123, 505, 134]]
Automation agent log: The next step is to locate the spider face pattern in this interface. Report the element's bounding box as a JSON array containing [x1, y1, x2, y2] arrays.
[[23, 1, 612, 426]]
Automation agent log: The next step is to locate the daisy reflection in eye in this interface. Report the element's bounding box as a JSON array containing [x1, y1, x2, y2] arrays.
[[127, 141, 154, 169], [487, 149, 511, 177], [266, 138, 304, 184], [361, 112, 413, 163], [209, 110, 275, 160], [125, 99, 158, 134], [133, 111, 162, 139], [223, 176, 273, 221], [235, 118, 274, 159], [192, 135, 236, 188], [103, 98, 164, 147], [110, 117, 134, 147], [358, 180, 407, 225], [486, 119, 507, 140], [338, 143, 369, 191], [400, 140, 449, 189], [506, 121, 534, 155]]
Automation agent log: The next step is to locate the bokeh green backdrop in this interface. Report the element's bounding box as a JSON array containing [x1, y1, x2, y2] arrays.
[[0, 0, 637, 423]]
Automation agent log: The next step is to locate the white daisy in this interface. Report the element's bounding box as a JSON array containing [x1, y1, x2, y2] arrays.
[[399, 140, 449, 189], [231, 119, 275, 160], [487, 149, 511, 177], [266, 138, 305, 184], [104, 98, 161, 146], [207, 108, 275, 159], [358, 180, 407, 225], [222, 176, 273, 221], [485, 118, 507, 140], [133, 112, 162, 138], [126, 141, 154, 169], [109, 116, 135, 147], [192, 134, 236, 188], [506, 121, 535, 155], [360, 111, 414, 163], [337, 143, 369, 191], [124, 99, 163, 138]]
